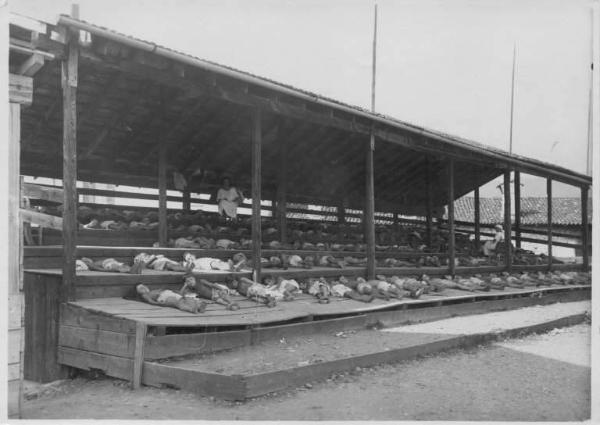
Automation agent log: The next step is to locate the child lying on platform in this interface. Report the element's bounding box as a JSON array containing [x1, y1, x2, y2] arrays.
[[133, 253, 189, 272], [135, 283, 207, 314], [183, 252, 246, 272], [225, 277, 279, 307], [81, 257, 144, 274], [179, 274, 240, 311]]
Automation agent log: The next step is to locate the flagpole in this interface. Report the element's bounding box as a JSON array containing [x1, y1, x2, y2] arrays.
[[371, 3, 378, 113]]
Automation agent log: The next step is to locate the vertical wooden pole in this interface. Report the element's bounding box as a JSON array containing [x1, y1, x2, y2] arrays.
[[546, 178, 553, 270], [474, 186, 481, 253], [514, 171, 521, 248], [251, 108, 262, 282], [131, 322, 147, 389], [504, 170, 513, 272], [276, 134, 287, 243], [581, 185, 589, 269], [61, 32, 79, 302], [425, 160, 433, 247], [158, 143, 168, 247], [365, 132, 376, 279], [447, 158, 455, 276], [337, 197, 346, 224], [182, 187, 191, 212]]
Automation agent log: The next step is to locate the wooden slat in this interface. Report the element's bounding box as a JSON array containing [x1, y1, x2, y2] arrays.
[[59, 325, 136, 358], [504, 170, 512, 272], [144, 329, 251, 360], [251, 107, 262, 282], [142, 362, 246, 400], [20, 209, 63, 230], [61, 35, 79, 302], [21, 182, 63, 203], [474, 185, 480, 252], [58, 346, 132, 381], [9, 74, 33, 105], [60, 303, 137, 333]]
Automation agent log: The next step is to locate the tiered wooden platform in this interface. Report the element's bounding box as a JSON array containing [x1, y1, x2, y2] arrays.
[[56, 283, 590, 400], [23, 244, 590, 392]]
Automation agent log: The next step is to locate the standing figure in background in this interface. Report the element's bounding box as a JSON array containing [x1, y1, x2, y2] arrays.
[[216, 177, 244, 220]]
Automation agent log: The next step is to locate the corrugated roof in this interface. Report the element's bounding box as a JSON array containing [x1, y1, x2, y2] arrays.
[[454, 197, 593, 226]]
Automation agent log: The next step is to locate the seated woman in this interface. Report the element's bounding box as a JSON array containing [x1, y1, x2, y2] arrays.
[[216, 177, 244, 220], [482, 224, 504, 256], [180, 274, 240, 310], [135, 283, 207, 314]]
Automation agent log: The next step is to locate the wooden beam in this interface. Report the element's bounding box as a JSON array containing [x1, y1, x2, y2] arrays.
[[18, 53, 45, 77], [9, 74, 33, 106], [276, 127, 288, 243], [131, 322, 147, 389], [514, 171, 521, 248], [546, 178, 552, 270], [425, 160, 433, 247], [20, 210, 63, 230], [504, 170, 512, 272], [158, 143, 168, 247], [21, 182, 63, 204], [365, 132, 376, 279], [251, 108, 262, 282], [447, 158, 455, 276], [474, 185, 481, 253], [581, 185, 589, 269], [61, 33, 78, 302]]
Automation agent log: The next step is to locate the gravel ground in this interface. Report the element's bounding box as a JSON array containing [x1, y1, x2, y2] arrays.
[[21, 323, 591, 421]]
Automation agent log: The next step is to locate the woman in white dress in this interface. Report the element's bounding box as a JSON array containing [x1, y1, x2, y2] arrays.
[[216, 177, 244, 219]]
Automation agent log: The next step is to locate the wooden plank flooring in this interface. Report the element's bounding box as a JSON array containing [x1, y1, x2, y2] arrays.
[[68, 284, 589, 328]]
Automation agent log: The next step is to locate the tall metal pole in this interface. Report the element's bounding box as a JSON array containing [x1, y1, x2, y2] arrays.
[[509, 43, 516, 155]]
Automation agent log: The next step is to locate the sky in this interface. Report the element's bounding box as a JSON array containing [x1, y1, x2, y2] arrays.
[[10, 0, 596, 197]]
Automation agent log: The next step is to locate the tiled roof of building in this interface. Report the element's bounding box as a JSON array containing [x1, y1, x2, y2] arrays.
[[454, 197, 592, 226]]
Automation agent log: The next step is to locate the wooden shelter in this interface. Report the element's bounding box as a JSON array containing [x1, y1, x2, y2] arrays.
[[8, 13, 592, 404]]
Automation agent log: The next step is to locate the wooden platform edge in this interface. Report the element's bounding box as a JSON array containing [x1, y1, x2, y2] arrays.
[[241, 312, 589, 398]]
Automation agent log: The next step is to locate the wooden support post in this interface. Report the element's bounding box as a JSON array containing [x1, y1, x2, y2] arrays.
[[365, 132, 376, 279], [447, 158, 455, 276], [337, 197, 346, 224], [158, 143, 168, 247], [514, 171, 521, 248], [61, 32, 79, 302], [251, 108, 262, 283], [131, 322, 147, 389], [581, 185, 589, 269], [182, 187, 191, 212], [276, 135, 288, 243], [474, 186, 481, 253], [546, 178, 553, 270], [425, 160, 433, 247], [504, 170, 512, 272]]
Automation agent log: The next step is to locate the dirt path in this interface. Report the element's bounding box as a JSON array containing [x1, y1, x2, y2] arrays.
[[22, 323, 590, 421]]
